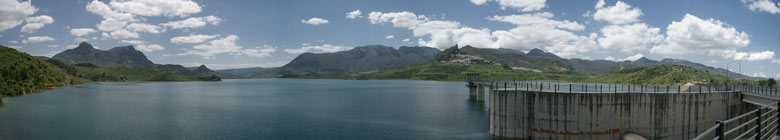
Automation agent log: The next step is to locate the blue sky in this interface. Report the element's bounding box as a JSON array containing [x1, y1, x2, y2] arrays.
[[0, 0, 779, 78]]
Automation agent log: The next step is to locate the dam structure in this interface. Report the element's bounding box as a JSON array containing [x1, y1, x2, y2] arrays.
[[464, 74, 780, 140]]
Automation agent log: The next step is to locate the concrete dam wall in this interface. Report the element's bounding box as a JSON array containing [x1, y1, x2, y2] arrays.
[[488, 88, 746, 140]]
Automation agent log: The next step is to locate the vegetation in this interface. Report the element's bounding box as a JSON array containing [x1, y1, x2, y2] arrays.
[[0, 46, 81, 97]]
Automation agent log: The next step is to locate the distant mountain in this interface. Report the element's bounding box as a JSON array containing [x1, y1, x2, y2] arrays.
[[436, 45, 572, 72], [277, 45, 440, 73], [52, 42, 240, 79], [216, 67, 275, 77], [52, 42, 154, 67]]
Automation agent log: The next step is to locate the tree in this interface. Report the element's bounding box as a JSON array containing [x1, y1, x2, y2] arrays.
[[769, 78, 777, 86]]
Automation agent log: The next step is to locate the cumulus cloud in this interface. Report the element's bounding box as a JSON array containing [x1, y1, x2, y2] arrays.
[[161, 15, 221, 29], [597, 23, 663, 53], [734, 51, 774, 61], [182, 35, 260, 59], [284, 44, 352, 54], [126, 23, 161, 34], [752, 72, 768, 78], [593, 0, 642, 25], [170, 34, 220, 44], [107, 0, 201, 17], [96, 18, 128, 31], [75, 37, 89, 42], [470, 0, 547, 12], [86, 0, 136, 22], [605, 53, 644, 61], [773, 59, 780, 64], [135, 44, 164, 52], [22, 36, 55, 43], [21, 15, 54, 33], [346, 10, 362, 19], [301, 17, 329, 25], [70, 28, 97, 36], [108, 29, 139, 39], [402, 38, 411, 44], [0, 0, 38, 32], [650, 14, 752, 60], [242, 45, 276, 57], [743, 0, 780, 14], [385, 35, 394, 39], [488, 12, 584, 31], [367, 11, 598, 58], [121, 40, 145, 45], [66, 45, 78, 49]]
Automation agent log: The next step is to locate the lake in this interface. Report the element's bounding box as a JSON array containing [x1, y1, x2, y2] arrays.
[[0, 79, 490, 140]]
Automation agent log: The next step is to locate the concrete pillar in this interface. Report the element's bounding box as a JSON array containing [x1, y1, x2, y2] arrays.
[[477, 85, 485, 101], [468, 84, 477, 97]]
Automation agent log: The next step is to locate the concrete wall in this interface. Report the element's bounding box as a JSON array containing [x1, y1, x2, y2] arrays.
[[477, 85, 485, 101], [488, 89, 746, 140]]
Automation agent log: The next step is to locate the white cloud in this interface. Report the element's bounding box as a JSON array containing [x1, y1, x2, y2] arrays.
[[22, 36, 55, 43], [385, 35, 394, 39], [121, 40, 145, 45], [135, 44, 164, 52], [597, 23, 663, 53], [183, 35, 257, 58], [75, 37, 89, 42], [66, 45, 78, 49], [0, 0, 38, 32], [8, 46, 22, 49], [301, 17, 329, 25], [734, 51, 774, 61], [46, 45, 58, 48], [170, 34, 220, 44], [743, 0, 780, 14], [470, 0, 547, 12], [488, 12, 584, 31], [107, 0, 201, 17], [126, 23, 161, 34], [242, 45, 276, 57], [96, 18, 128, 31], [605, 53, 644, 61], [9, 40, 18, 44], [108, 29, 139, 39], [593, 1, 642, 25], [161, 15, 221, 29], [21, 15, 54, 33], [284, 44, 352, 54], [773, 59, 780, 64], [595, 0, 606, 9], [752, 72, 768, 78], [605, 56, 616, 61], [86, 0, 136, 22], [367, 11, 598, 58], [650, 14, 752, 60], [346, 10, 362, 19], [70, 28, 97, 36], [402, 38, 411, 44]]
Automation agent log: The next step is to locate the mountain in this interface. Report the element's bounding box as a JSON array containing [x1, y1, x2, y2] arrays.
[[52, 42, 154, 67], [1, 46, 78, 96], [216, 67, 275, 77], [585, 65, 732, 85], [52, 42, 239, 79], [276, 45, 440, 73], [436, 45, 572, 73]]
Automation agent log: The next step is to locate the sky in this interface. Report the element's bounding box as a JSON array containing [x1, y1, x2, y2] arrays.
[[0, 0, 779, 78]]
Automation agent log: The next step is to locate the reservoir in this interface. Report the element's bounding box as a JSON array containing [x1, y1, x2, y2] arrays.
[[0, 79, 489, 140]]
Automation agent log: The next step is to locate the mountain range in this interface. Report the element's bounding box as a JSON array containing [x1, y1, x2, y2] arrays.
[[51, 42, 238, 79]]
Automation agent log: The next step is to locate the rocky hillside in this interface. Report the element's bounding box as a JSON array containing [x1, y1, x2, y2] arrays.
[[276, 45, 440, 73], [52, 42, 154, 67], [0, 46, 79, 96]]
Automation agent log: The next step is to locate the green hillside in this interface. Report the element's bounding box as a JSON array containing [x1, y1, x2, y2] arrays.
[[355, 62, 592, 81], [0, 46, 80, 97], [585, 65, 736, 85]]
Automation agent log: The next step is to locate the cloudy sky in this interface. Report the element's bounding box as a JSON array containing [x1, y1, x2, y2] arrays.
[[1, 0, 779, 78]]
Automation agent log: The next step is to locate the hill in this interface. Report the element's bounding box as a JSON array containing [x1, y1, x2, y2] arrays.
[[216, 67, 275, 77], [585, 65, 733, 85], [52, 42, 154, 67], [0, 46, 80, 96]]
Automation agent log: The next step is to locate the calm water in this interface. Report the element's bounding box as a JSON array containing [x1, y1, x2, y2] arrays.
[[0, 79, 489, 140]]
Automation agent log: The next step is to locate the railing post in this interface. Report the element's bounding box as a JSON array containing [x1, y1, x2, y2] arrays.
[[758, 108, 762, 139], [716, 120, 724, 140]]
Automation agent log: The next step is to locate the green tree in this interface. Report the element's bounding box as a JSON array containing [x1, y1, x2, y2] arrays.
[[769, 78, 777, 86]]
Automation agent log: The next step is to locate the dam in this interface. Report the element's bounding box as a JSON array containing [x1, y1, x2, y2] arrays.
[[465, 74, 780, 140]]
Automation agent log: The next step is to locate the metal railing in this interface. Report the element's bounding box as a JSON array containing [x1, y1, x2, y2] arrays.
[[693, 101, 780, 140], [468, 80, 780, 95]]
